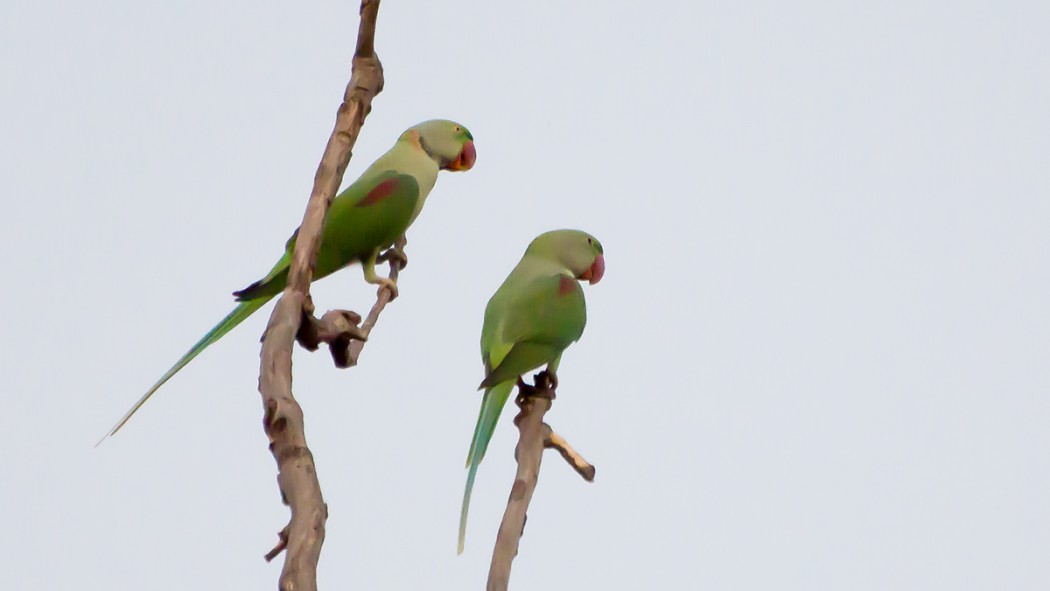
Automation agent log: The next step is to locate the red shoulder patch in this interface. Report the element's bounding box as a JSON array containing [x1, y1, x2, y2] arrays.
[[558, 276, 577, 296], [356, 178, 399, 207]]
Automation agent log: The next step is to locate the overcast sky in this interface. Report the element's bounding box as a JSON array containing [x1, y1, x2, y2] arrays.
[[2, 0, 1049, 589]]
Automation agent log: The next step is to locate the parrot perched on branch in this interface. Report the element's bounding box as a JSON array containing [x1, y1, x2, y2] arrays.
[[458, 229, 605, 554], [99, 119, 476, 443]]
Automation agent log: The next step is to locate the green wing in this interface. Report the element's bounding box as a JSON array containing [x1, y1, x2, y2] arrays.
[[481, 274, 586, 387], [233, 171, 420, 301], [315, 170, 420, 277]]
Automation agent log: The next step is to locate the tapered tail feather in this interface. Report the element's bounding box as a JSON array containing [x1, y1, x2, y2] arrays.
[[96, 296, 272, 445], [458, 380, 514, 554]]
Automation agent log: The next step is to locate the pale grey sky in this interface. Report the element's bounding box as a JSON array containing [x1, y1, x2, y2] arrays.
[[2, 0, 1049, 589]]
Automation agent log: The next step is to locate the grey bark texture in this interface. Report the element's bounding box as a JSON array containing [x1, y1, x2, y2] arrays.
[[257, 2, 385, 590]]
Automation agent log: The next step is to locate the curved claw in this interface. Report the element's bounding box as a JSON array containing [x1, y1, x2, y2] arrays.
[[377, 277, 399, 300], [377, 246, 408, 270], [546, 371, 559, 390]]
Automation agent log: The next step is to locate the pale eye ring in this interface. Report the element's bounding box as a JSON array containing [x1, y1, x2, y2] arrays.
[[454, 125, 461, 132]]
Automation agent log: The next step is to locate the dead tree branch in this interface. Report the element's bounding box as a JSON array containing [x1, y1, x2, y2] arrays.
[[486, 371, 596, 591], [257, 2, 384, 591], [546, 428, 596, 482]]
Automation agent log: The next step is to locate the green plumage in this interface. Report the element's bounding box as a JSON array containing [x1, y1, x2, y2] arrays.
[[232, 170, 421, 301], [100, 120, 475, 443], [458, 230, 604, 554]]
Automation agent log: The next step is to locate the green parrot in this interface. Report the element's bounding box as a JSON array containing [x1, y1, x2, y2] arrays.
[[100, 119, 476, 443], [458, 229, 605, 554]]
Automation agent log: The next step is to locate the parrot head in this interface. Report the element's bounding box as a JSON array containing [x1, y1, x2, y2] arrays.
[[527, 229, 605, 285], [409, 119, 476, 172]]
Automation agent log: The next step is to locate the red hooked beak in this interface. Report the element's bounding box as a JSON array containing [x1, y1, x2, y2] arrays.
[[580, 254, 605, 284], [444, 140, 476, 171]]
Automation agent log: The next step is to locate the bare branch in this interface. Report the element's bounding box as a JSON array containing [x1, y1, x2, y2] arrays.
[[545, 429, 595, 482], [296, 308, 366, 367], [486, 372, 596, 591], [264, 526, 290, 563], [257, 2, 384, 590]]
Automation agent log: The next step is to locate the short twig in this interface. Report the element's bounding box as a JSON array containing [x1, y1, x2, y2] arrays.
[[545, 429, 595, 482], [264, 526, 291, 562], [296, 308, 366, 365]]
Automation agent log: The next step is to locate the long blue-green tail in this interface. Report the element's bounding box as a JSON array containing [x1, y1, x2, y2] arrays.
[[96, 296, 273, 445], [458, 380, 515, 554]]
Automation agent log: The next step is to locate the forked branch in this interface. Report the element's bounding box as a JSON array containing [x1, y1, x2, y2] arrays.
[[294, 236, 405, 368], [257, 2, 384, 590]]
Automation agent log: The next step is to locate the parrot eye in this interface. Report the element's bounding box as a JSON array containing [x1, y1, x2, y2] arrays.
[[454, 125, 461, 132], [587, 238, 593, 245]]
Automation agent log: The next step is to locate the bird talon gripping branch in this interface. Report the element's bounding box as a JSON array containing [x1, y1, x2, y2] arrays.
[[377, 245, 408, 269], [538, 370, 558, 391], [376, 277, 399, 300]]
